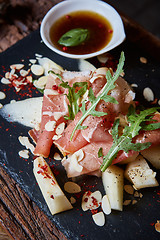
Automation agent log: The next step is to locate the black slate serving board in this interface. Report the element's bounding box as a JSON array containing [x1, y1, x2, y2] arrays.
[[0, 29, 160, 240]]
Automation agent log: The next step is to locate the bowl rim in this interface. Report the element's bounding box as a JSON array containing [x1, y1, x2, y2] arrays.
[[40, 0, 126, 59]]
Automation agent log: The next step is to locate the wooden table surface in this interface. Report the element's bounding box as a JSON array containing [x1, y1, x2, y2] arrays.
[[0, 225, 12, 240]]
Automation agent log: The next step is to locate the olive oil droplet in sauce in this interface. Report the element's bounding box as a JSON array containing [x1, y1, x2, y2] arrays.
[[50, 11, 113, 55]]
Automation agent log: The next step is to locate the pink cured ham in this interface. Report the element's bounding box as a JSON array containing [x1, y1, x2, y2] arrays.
[[62, 141, 137, 178], [54, 76, 135, 155], [34, 70, 92, 157], [62, 112, 160, 178]]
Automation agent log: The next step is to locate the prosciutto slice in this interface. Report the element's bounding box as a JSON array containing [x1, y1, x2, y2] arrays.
[[54, 76, 135, 155], [34, 70, 92, 157]]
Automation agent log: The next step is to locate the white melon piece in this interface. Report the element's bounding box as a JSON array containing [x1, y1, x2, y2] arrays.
[[102, 165, 124, 211], [33, 157, 73, 215], [124, 155, 159, 190], [141, 145, 160, 169]]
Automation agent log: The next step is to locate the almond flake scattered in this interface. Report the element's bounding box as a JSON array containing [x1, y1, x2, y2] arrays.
[[20, 69, 29, 77], [134, 191, 140, 197], [132, 200, 137, 205], [31, 64, 44, 76], [55, 122, 65, 135], [1, 77, 11, 84], [123, 200, 131, 206], [92, 212, 105, 226], [82, 191, 102, 211], [26, 76, 33, 83], [131, 83, 138, 88], [70, 197, 76, 204], [158, 99, 160, 106], [97, 53, 108, 63], [140, 57, 147, 64], [124, 185, 134, 195], [29, 59, 37, 64], [35, 53, 43, 58], [64, 181, 81, 193], [0, 91, 6, 100], [155, 220, 160, 233], [101, 195, 111, 215], [0, 103, 3, 109], [143, 87, 154, 102], [10, 64, 24, 70], [53, 152, 61, 160], [18, 149, 29, 159], [52, 134, 62, 140], [139, 193, 143, 198], [45, 120, 56, 132], [18, 136, 35, 154]]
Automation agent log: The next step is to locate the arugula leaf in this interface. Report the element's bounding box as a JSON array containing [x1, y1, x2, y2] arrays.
[[60, 80, 88, 120], [100, 106, 160, 172], [70, 51, 125, 140], [58, 28, 89, 47]]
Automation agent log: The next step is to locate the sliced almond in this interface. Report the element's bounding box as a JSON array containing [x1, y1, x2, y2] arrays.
[[20, 69, 29, 77], [18, 149, 29, 159], [155, 220, 160, 233], [26, 76, 33, 83], [81, 190, 102, 211], [140, 57, 147, 64], [29, 59, 37, 64], [92, 212, 105, 226], [132, 200, 137, 205], [70, 157, 83, 173], [70, 197, 76, 204], [55, 122, 65, 135], [124, 185, 134, 195], [52, 134, 62, 140], [123, 200, 132, 206], [18, 136, 35, 154], [10, 64, 24, 70], [143, 87, 154, 102], [45, 120, 56, 132], [36, 76, 48, 87], [64, 181, 81, 193], [97, 53, 109, 63], [72, 149, 84, 162], [101, 195, 111, 215], [31, 64, 44, 76], [134, 191, 140, 197], [1, 77, 11, 84], [0, 103, 3, 109], [0, 91, 6, 100], [53, 152, 61, 160], [5, 72, 10, 78]]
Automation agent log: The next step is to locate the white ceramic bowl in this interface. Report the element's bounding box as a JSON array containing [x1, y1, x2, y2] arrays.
[[40, 0, 126, 59]]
